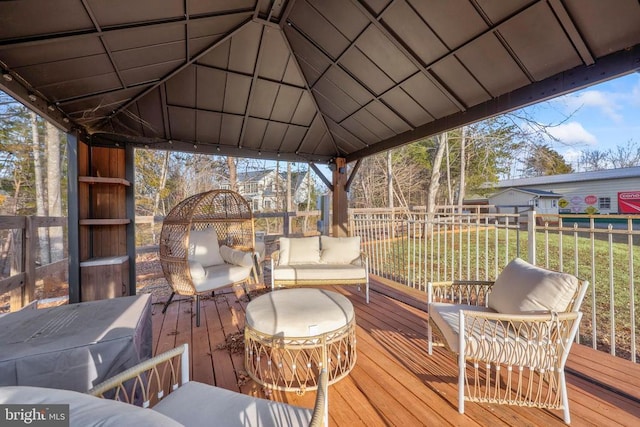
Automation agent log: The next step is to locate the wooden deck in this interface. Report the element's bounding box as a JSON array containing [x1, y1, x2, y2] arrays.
[[150, 278, 640, 426]]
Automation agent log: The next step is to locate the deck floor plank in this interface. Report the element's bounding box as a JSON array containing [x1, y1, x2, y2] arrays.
[[151, 280, 640, 426]]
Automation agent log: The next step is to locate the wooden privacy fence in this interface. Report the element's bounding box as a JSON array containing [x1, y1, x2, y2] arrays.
[[0, 215, 67, 311]]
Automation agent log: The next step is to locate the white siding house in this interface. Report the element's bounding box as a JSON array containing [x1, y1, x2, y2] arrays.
[[225, 169, 312, 212], [488, 188, 562, 215], [492, 167, 640, 214]]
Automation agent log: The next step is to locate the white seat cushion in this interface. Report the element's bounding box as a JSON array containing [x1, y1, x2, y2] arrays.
[[279, 236, 320, 265], [272, 264, 366, 281], [489, 258, 579, 314], [189, 228, 224, 267], [0, 386, 182, 427], [320, 236, 361, 264], [430, 303, 495, 354], [193, 264, 252, 292], [245, 288, 354, 336], [154, 381, 312, 427]]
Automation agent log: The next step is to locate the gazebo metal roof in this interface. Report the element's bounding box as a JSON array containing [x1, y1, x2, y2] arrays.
[[1, 0, 639, 164]]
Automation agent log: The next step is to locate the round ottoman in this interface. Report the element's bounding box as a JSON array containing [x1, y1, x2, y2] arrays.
[[244, 288, 356, 393]]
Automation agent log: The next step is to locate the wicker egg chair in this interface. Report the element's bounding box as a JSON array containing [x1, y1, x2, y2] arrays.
[[159, 190, 258, 326]]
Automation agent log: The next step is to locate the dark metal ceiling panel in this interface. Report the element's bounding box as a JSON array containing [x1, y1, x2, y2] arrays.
[[136, 90, 165, 138], [283, 25, 331, 86], [288, 1, 352, 60], [167, 105, 196, 142], [364, 100, 412, 134], [261, 121, 289, 151], [112, 41, 185, 72], [339, 47, 395, 95], [382, 87, 432, 128], [103, 24, 183, 52], [564, 0, 640, 58], [400, 73, 458, 119], [166, 67, 196, 108], [313, 88, 350, 123], [44, 72, 122, 101], [290, 92, 316, 126], [313, 76, 362, 118], [407, 0, 489, 50], [0, 0, 93, 40], [355, 25, 417, 83], [382, 0, 449, 64], [270, 85, 304, 122], [312, 0, 370, 41], [323, 66, 373, 107], [220, 114, 243, 146], [196, 110, 222, 142], [189, 0, 255, 16], [258, 29, 292, 81], [282, 56, 307, 87], [351, 108, 396, 141], [121, 60, 184, 86], [341, 116, 379, 145], [88, 0, 184, 27], [431, 56, 491, 108], [228, 22, 261, 74], [456, 33, 531, 97], [223, 73, 251, 115], [195, 66, 226, 112], [279, 124, 308, 153], [249, 79, 279, 119], [499, 2, 581, 81], [244, 117, 268, 149], [198, 40, 231, 69], [0, 38, 105, 69], [474, 0, 536, 23]]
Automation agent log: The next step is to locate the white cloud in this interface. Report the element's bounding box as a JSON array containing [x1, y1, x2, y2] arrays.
[[562, 148, 582, 164], [562, 90, 623, 122], [546, 122, 598, 146]]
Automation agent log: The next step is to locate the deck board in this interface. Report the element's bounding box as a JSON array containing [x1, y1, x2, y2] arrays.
[[150, 279, 640, 426]]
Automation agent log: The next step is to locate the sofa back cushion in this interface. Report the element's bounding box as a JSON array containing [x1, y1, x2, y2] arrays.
[[489, 258, 579, 314], [279, 236, 320, 265], [189, 228, 224, 267], [320, 236, 361, 264]]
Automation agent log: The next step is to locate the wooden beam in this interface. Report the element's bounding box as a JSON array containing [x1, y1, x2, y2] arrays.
[[309, 162, 333, 192], [345, 159, 362, 192]]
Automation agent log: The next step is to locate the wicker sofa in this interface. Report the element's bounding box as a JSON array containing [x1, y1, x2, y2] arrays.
[[270, 236, 369, 303], [0, 344, 328, 427]]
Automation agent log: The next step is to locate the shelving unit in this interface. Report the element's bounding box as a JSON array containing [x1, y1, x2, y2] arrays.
[[77, 142, 133, 301]]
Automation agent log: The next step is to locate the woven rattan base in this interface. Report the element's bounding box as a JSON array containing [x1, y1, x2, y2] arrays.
[[244, 317, 356, 393]]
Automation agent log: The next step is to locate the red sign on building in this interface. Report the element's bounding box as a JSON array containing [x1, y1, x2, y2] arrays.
[[585, 195, 597, 205], [618, 191, 640, 214]]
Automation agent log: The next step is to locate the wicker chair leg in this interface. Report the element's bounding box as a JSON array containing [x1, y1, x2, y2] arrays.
[[195, 295, 201, 327], [162, 292, 176, 314]]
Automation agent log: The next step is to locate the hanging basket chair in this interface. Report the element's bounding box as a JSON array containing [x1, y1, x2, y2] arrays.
[[159, 190, 257, 325]]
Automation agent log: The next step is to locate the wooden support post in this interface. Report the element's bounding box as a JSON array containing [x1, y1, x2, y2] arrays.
[[67, 131, 80, 303], [332, 158, 348, 237]]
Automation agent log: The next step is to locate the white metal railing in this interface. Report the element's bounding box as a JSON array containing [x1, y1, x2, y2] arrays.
[[350, 208, 640, 363]]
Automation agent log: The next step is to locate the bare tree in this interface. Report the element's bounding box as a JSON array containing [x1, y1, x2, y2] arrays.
[[426, 133, 447, 233], [45, 122, 63, 261], [608, 140, 640, 168], [30, 111, 49, 264]]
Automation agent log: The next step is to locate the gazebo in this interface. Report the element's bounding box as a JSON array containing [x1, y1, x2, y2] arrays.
[[0, 0, 638, 302]]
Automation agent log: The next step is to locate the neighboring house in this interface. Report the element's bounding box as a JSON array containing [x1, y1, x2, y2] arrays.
[[221, 169, 312, 212], [488, 188, 562, 215], [488, 167, 640, 214]]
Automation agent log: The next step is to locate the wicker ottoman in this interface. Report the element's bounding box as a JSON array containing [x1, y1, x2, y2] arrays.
[[244, 288, 356, 393]]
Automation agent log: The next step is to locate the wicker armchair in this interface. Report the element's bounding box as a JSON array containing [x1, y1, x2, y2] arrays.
[[89, 344, 329, 427], [159, 190, 259, 326], [427, 258, 589, 424]]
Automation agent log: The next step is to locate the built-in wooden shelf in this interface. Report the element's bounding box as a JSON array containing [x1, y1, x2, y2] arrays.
[[79, 218, 131, 226], [79, 176, 130, 186]]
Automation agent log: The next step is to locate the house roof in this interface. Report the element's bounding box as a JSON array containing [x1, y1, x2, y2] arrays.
[[1, 1, 639, 164], [495, 166, 640, 188], [490, 187, 563, 198]]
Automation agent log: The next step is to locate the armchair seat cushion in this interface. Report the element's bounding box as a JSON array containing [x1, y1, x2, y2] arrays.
[[429, 303, 495, 354], [153, 381, 313, 427], [192, 263, 253, 292], [272, 264, 366, 282]]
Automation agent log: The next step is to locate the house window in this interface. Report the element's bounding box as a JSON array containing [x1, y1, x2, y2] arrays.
[[599, 197, 611, 209], [219, 183, 230, 190], [252, 199, 260, 211], [552, 199, 557, 208], [263, 200, 271, 209], [243, 182, 258, 194], [534, 199, 539, 207]]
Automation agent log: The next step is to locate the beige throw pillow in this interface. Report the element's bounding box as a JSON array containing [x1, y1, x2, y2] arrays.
[[320, 236, 361, 264], [489, 258, 579, 314], [188, 228, 224, 267], [220, 245, 254, 267], [279, 236, 320, 265]]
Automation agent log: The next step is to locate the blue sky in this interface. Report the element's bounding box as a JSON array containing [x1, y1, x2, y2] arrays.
[[516, 71, 640, 168]]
